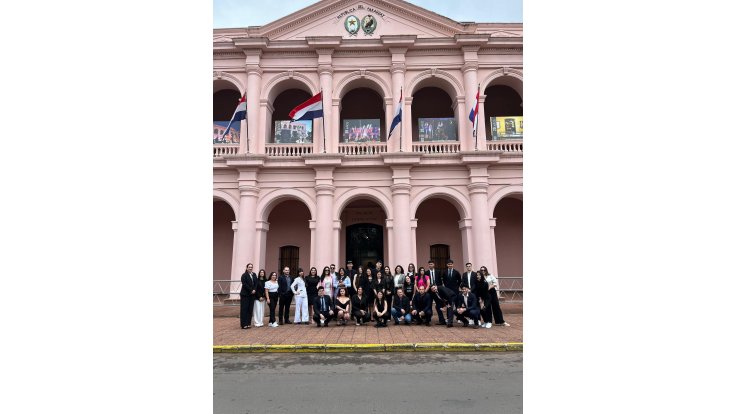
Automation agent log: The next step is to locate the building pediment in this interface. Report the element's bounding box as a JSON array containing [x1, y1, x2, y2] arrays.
[[256, 0, 470, 41]]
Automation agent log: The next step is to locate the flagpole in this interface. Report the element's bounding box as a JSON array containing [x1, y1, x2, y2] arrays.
[[399, 87, 403, 152], [320, 89, 326, 153], [245, 101, 250, 154], [474, 84, 480, 151]]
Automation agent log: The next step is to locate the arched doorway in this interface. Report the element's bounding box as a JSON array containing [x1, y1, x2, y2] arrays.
[[213, 199, 235, 298], [270, 89, 313, 144], [213, 81, 242, 145], [340, 87, 386, 143], [494, 197, 523, 279], [484, 84, 523, 141], [415, 197, 463, 268], [264, 199, 312, 273], [411, 87, 457, 142], [339, 199, 388, 268]]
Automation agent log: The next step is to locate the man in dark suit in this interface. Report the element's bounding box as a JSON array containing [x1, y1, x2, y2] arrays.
[[462, 262, 477, 292], [390, 288, 412, 325], [455, 284, 481, 329], [277, 266, 294, 325], [440, 259, 462, 295], [429, 284, 456, 327], [312, 286, 334, 327], [427, 260, 439, 287], [410, 285, 433, 326], [240, 263, 257, 329]]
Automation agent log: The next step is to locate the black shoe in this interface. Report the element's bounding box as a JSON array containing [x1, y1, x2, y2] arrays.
[[473, 324, 480, 329], [436, 322, 445, 325], [425, 321, 431, 326], [279, 320, 284, 325], [285, 320, 292, 324], [462, 322, 469, 327], [404, 321, 410, 325], [325, 323, 329, 327], [394, 321, 399, 325], [447, 323, 453, 328]]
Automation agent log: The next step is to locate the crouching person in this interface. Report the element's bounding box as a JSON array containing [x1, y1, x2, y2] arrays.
[[312, 286, 334, 327], [410, 285, 433, 326], [391, 288, 412, 325], [455, 284, 481, 329]]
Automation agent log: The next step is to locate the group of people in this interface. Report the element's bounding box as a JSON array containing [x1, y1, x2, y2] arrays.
[[239, 259, 510, 330]]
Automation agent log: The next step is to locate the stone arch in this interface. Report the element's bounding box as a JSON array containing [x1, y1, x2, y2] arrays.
[[261, 72, 319, 103], [333, 71, 391, 102], [406, 69, 464, 99], [488, 185, 523, 215], [480, 68, 523, 98], [257, 188, 316, 222], [410, 187, 471, 219], [213, 72, 244, 94], [333, 188, 393, 221], [213, 190, 239, 220]]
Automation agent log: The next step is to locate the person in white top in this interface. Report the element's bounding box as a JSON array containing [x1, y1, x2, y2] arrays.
[[264, 272, 280, 327], [481, 266, 510, 327], [393, 265, 405, 296], [319, 266, 335, 300], [290, 268, 309, 325]]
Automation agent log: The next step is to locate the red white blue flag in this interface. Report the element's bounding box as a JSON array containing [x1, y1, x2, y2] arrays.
[[468, 87, 480, 126], [223, 94, 247, 139], [388, 88, 402, 138], [289, 92, 324, 121]]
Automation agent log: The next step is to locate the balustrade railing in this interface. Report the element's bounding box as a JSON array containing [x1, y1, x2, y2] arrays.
[[264, 143, 314, 157], [411, 141, 461, 154], [338, 142, 388, 155], [213, 145, 239, 157], [487, 139, 523, 153]]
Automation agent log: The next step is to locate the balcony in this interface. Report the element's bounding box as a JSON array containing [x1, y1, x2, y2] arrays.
[[412, 141, 461, 154], [338, 142, 388, 155], [265, 143, 314, 157]]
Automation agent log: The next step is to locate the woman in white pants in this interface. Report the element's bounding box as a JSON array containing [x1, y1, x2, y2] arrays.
[[290, 268, 309, 324], [252, 269, 267, 327]]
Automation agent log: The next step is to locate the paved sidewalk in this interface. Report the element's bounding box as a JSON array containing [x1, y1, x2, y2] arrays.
[[214, 303, 522, 347]]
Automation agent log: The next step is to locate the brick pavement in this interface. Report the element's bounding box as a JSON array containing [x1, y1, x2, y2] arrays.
[[214, 303, 522, 346]]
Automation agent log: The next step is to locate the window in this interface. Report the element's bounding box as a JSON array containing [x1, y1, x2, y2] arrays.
[[430, 244, 450, 271], [279, 246, 299, 274]]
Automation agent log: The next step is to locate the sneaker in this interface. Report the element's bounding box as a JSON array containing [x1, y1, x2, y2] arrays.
[[497, 322, 510, 327], [468, 320, 475, 326], [484, 323, 492, 329], [272, 322, 279, 327]]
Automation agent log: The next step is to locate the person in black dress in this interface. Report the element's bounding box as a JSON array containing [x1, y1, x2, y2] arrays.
[[351, 286, 370, 325], [334, 287, 351, 326], [305, 266, 320, 324], [373, 290, 389, 327], [363, 268, 375, 320]]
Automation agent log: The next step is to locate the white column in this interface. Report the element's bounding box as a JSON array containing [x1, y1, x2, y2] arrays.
[[245, 64, 262, 154], [454, 97, 468, 150], [317, 50, 334, 153], [258, 100, 273, 153], [385, 219, 394, 266], [467, 167, 492, 266], [403, 97, 413, 148], [314, 167, 335, 266], [410, 219, 418, 265], [254, 220, 269, 271], [231, 170, 260, 297], [229, 220, 239, 300], [462, 49, 480, 151], [478, 95, 487, 145], [333, 220, 341, 266], [390, 166, 412, 266], [309, 220, 317, 266], [458, 219, 473, 265], [390, 61, 407, 152]]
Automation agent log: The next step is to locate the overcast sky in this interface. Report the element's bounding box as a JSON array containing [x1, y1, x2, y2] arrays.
[[214, 0, 522, 28]]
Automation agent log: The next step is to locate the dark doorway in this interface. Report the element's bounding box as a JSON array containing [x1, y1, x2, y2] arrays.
[[346, 223, 384, 269]]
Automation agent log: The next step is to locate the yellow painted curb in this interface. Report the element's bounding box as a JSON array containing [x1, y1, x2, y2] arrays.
[[263, 344, 296, 353], [444, 343, 477, 352], [213, 342, 524, 353], [385, 343, 416, 352], [294, 344, 326, 353], [353, 344, 385, 352], [475, 343, 508, 352], [325, 344, 355, 353], [414, 342, 446, 352]]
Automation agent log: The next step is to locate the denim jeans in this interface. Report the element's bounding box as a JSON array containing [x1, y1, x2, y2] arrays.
[[391, 308, 411, 323]]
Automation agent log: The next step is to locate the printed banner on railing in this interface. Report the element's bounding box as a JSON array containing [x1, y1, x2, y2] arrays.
[[418, 118, 457, 141], [490, 116, 523, 139], [213, 121, 240, 144], [273, 120, 313, 144], [343, 119, 381, 143]]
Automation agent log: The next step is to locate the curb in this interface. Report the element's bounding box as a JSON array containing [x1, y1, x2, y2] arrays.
[[214, 342, 523, 353]]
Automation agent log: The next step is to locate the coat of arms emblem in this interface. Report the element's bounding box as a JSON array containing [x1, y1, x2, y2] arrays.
[[361, 15, 377, 35], [344, 15, 360, 36]]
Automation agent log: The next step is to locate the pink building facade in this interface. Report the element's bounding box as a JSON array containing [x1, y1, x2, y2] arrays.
[[213, 0, 522, 294]]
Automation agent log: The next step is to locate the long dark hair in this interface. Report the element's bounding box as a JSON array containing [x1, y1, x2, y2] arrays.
[[321, 266, 330, 281], [309, 267, 318, 277], [258, 269, 267, 280]]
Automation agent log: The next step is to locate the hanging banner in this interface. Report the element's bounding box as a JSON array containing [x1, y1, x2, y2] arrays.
[[490, 116, 523, 139]]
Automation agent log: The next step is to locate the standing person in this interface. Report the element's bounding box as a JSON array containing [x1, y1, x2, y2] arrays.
[[334, 287, 351, 326], [351, 286, 370, 326], [290, 268, 309, 325], [462, 262, 478, 293], [426, 260, 439, 287], [351, 265, 364, 298], [410, 285, 433, 326], [415, 267, 431, 292], [264, 272, 279, 327], [455, 284, 481, 329], [305, 267, 320, 325], [373, 270, 387, 313], [363, 268, 375, 320], [239, 263, 257, 329], [335, 267, 352, 293], [393, 265, 405, 301], [312, 286, 334, 327], [403, 274, 415, 301], [391, 287, 411, 325], [440, 259, 462, 296], [406, 263, 416, 281], [474, 271, 492, 329], [253, 269, 267, 327], [373, 290, 389, 327], [319, 266, 335, 302], [382, 266, 394, 310], [429, 284, 456, 327], [480, 266, 510, 327], [345, 261, 357, 296], [277, 266, 294, 325]]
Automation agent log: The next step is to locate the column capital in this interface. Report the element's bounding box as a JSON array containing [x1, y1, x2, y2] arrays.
[[318, 64, 333, 75], [390, 63, 406, 74], [238, 185, 260, 196], [467, 182, 489, 194], [309, 220, 317, 229], [332, 219, 342, 230], [315, 184, 336, 195], [458, 218, 473, 231], [489, 217, 497, 228], [255, 220, 270, 232], [410, 218, 418, 229], [246, 65, 263, 77], [390, 183, 411, 194], [385, 218, 394, 229], [231, 220, 238, 231], [461, 62, 479, 74]]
